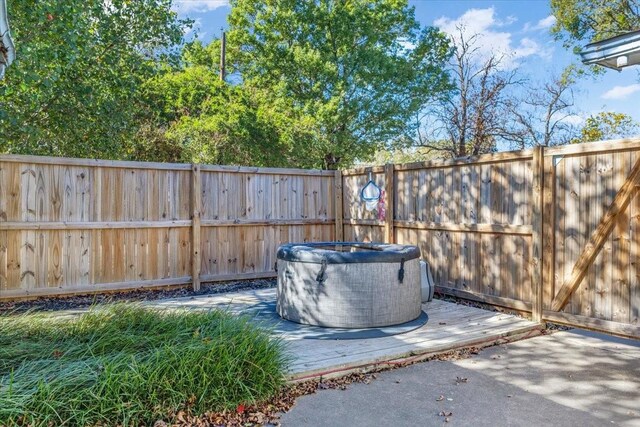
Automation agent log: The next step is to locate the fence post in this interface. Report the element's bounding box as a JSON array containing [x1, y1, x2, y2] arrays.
[[384, 163, 395, 244], [191, 164, 202, 291], [531, 146, 544, 322], [334, 170, 344, 242]]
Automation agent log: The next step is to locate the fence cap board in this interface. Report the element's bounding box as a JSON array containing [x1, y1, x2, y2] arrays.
[[0, 154, 335, 176], [544, 137, 640, 156], [341, 149, 534, 176], [199, 164, 335, 176], [394, 149, 534, 171], [0, 154, 193, 170], [341, 165, 386, 176]]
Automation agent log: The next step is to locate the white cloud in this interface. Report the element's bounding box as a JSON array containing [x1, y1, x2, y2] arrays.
[[561, 114, 585, 126], [602, 84, 640, 100], [514, 37, 547, 59], [523, 15, 556, 32], [434, 8, 498, 38], [434, 8, 551, 69], [535, 15, 556, 30], [173, 0, 229, 13]]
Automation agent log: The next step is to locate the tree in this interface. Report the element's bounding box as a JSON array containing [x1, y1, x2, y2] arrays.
[[0, 0, 189, 158], [362, 146, 438, 166], [505, 66, 580, 149], [137, 62, 311, 166], [132, 40, 323, 167], [572, 111, 640, 143], [417, 29, 520, 157], [551, 0, 640, 47], [227, 0, 452, 169]]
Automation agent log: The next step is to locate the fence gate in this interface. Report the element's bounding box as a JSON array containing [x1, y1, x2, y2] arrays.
[[541, 140, 640, 338]]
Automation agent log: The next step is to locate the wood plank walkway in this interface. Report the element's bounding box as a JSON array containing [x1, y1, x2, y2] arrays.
[[148, 288, 542, 381]]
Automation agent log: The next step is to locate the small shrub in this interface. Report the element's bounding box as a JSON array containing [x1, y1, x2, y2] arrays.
[[0, 304, 288, 426]]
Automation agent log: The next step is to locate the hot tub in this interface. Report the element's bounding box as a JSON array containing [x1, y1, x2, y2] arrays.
[[276, 242, 422, 328]]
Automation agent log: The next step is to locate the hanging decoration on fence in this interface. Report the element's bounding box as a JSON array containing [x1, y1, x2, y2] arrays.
[[360, 170, 381, 212], [377, 189, 386, 221]]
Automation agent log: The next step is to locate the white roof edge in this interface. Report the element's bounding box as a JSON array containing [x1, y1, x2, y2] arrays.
[[0, 0, 15, 79], [580, 30, 640, 70]]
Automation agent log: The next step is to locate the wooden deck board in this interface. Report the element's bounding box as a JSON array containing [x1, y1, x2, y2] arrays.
[[147, 288, 541, 380]]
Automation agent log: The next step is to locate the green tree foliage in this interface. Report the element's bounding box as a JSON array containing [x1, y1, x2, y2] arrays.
[[0, 0, 189, 158], [227, 0, 452, 168], [361, 146, 439, 166], [133, 41, 320, 167], [551, 0, 640, 47], [2, 0, 451, 169], [137, 63, 296, 166], [572, 111, 640, 143]]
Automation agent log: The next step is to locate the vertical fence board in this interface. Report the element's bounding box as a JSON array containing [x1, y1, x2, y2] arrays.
[[384, 164, 395, 243], [191, 165, 202, 291], [334, 170, 344, 242], [531, 147, 543, 322]]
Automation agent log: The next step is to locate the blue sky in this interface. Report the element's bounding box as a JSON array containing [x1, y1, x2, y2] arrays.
[[172, 0, 640, 125]]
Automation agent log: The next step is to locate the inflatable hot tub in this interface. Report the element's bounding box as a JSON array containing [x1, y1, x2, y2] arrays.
[[276, 242, 422, 328]]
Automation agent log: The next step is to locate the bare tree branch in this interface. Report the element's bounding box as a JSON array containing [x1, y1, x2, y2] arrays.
[[414, 27, 522, 157]]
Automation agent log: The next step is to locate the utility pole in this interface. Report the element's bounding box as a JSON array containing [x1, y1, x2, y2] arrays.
[[219, 29, 226, 82]]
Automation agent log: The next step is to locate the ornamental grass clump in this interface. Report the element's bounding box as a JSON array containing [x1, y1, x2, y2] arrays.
[[0, 304, 288, 426]]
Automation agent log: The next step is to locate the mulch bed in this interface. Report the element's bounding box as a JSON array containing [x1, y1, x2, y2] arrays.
[[0, 279, 276, 312]]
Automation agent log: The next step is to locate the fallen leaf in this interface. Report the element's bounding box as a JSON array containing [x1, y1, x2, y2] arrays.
[[455, 376, 468, 385]]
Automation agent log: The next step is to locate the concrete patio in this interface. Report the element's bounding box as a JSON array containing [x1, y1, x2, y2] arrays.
[[281, 329, 640, 426]]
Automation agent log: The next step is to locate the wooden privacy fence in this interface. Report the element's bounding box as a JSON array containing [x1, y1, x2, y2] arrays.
[[0, 155, 336, 299], [341, 138, 640, 339], [2, 139, 640, 339]]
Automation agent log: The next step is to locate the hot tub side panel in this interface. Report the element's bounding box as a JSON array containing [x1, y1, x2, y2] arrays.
[[276, 258, 421, 328], [371, 259, 421, 325]]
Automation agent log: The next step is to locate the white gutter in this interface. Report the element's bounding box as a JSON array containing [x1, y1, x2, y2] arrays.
[[580, 29, 640, 71], [0, 0, 15, 79]]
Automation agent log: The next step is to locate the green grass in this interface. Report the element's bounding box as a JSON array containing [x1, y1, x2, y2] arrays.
[[0, 304, 288, 426]]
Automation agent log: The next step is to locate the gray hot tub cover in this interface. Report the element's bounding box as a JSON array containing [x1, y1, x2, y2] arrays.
[[276, 242, 421, 264]]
